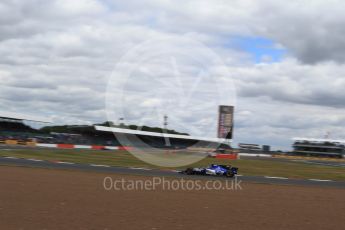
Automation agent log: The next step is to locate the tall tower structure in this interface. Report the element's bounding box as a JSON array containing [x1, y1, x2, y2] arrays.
[[217, 105, 234, 139], [163, 115, 168, 130]]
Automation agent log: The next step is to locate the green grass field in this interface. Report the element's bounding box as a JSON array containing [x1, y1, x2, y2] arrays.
[[0, 148, 344, 181]]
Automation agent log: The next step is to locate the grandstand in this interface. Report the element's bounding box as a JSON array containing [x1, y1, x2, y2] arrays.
[[0, 115, 229, 149], [292, 138, 345, 158], [42, 125, 120, 146], [0, 111, 51, 122], [0, 120, 37, 133], [1, 105, 234, 150], [95, 126, 230, 149], [0, 112, 51, 142]]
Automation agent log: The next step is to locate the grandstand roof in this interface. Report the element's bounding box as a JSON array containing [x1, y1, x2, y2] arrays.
[[293, 137, 345, 144], [94, 126, 230, 143], [0, 111, 51, 123]]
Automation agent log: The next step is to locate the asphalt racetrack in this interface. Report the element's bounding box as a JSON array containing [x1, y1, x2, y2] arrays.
[[1, 156, 344, 188]]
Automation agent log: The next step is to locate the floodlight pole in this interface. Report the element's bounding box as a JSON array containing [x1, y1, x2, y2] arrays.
[[163, 115, 168, 131], [163, 115, 171, 146]]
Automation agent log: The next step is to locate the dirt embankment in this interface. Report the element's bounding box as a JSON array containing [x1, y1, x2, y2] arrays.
[[0, 166, 344, 230]]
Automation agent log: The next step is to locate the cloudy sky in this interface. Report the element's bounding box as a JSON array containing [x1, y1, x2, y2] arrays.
[[1, 0, 345, 150]]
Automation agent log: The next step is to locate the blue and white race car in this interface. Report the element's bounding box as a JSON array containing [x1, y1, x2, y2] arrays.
[[182, 164, 238, 178]]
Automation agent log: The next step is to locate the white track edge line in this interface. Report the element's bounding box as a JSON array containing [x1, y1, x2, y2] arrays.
[[90, 164, 110, 168], [264, 176, 289, 180], [309, 179, 333, 182], [27, 159, 43, 162], [57, 162, 75, 165]]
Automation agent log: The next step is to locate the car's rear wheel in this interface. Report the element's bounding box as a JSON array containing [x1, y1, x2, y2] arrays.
[[225, 171, 234, 178], [185, 168, 194, 175]]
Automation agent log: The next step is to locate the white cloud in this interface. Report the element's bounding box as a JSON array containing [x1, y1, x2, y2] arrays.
[[0, 0, 345, 149], [54, 0, 106, 15]]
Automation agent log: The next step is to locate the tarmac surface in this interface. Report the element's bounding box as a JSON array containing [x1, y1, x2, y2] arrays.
[[1, 156, 344, 188]]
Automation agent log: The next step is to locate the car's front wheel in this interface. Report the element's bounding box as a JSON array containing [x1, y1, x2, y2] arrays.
[[225, 171, 234, 178]]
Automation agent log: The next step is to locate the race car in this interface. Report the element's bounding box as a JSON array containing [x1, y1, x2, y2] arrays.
[[181, 164, 238, 178]]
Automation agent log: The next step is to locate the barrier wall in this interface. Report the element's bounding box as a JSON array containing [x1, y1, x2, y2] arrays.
[[91, 145, 105, 150], [5, 140, 18, 145], [104, 146, 119, 150], [57, 144, 75, 149], [238, 153, 272, 158], [118, 146, 132, 151], [36, 143, 122, 150], [17, 140, 27, 145], [36, 143, 56, 148], [2, 139, 34, 146], [215, 154, 238, 159], [26, 142, 36, 147], [74, 145, 93, 149], [0, 139, 131, 151]]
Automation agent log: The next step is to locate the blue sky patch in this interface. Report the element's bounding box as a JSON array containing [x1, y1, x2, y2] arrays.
[[230, 37, 286, 63]]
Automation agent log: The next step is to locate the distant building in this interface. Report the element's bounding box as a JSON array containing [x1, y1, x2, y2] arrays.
[[238, 143, 261, 150], [237, 143, 271, 153], [262, 145, 271, 152], [292, 138, 345, 158]]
